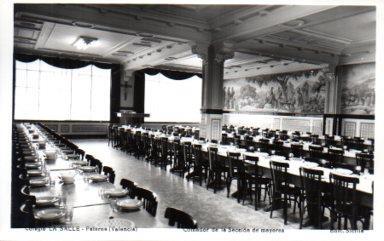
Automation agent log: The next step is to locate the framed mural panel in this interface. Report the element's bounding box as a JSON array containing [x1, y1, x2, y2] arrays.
[[339, 62, 375, 115], [223, 69, 327, 114]]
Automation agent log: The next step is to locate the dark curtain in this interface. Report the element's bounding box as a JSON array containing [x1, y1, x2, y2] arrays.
[[15, 54, 113, 69], [15, 53, 113, 69], [110, 65, 122, 123], [14, 53, 122, 122], [139, 68, 202, 80], [134, 71, 145, 114]]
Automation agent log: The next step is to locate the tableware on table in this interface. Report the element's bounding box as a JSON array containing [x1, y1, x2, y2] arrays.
[[332, 168, 353, 175], [35, 196, 60, 207], [116, 199, 143, 212], [24, 155, 37, 162], [71, 160, 88, 166], [27, 169, 43, 177], [302, 161, 319, 168], [59, 173, 76, 184], [25, 162, 42, 169], [45, 150, 57, 160], [78, 165, 97, 173], [34, 208, 65, 221], [103, 188, 128, 198], [87, 174, 108, 183], [29, 177, 49, 187]]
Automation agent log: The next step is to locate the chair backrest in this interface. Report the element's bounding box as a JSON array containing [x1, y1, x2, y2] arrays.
[[75, 148, 85, 160], [227, 152, 242, 177], [356, 152, 374, 173], [299, 167, 323, 203], [91, 159, 103, 173], [270, 161, 290, 193], [329, 173, 359, 215], [244, 155, 262, 177], [208, 147, 218, 170], [183, 142, 193, 163], [164, 207, 198, 229], [120, 178, 137, 198], [192, 144, 202, 166], [290, 144, 304, 157], [135, 187, 158, 217]]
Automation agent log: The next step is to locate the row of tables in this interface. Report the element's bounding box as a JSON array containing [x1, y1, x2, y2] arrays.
[[21, 123, 169, 228], [120, 125, 374, 208]]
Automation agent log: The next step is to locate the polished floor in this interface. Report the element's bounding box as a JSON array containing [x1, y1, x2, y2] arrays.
[[73, 139, 305, 229]]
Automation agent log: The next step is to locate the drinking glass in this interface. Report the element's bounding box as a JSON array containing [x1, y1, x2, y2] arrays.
[[110, 199, 118, 212], [64, 205, 74, 223]]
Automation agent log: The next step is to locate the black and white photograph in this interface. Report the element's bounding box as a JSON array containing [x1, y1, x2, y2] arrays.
[[0, 0, 383, 240]]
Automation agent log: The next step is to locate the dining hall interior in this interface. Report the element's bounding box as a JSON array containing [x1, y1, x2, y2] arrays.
[[3, 1, 382, 232]]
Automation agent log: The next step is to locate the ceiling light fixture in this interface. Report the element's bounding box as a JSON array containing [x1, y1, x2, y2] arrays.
[[72, 36, 98, 50]]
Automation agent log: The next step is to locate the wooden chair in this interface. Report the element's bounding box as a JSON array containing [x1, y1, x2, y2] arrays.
[[164, 207, 198, 229], [269, 161, 304, 226], [135, 187, 158, 217], [120, 178, 137, 198], [244, 155, 271, 209], [299, 167, 326, 229], [329, 173, 371, 230]]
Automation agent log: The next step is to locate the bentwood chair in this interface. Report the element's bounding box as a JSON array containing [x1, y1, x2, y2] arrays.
[[299, 167, 328, 229], [135, 187, 158, 217], [270, 161, 303, 226], [164, 207, 198, 229], [170, 140, 186, 176], [102, 166, 115, 184], [226, 152, 242, 198], [244, 155, 271, 209], [186, 144, 206, 185], [356, 153, 374, 174], [120, 178, 137, 198], [207, 147, 227, 193], [329, 173, 371, 230]]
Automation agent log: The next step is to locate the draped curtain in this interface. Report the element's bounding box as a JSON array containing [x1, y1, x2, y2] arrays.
[[139, 68, 202, 80]]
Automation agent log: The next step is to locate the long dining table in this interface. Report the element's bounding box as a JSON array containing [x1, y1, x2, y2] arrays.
[[24, 124, 169, 228], [119, 126, 373, 209]]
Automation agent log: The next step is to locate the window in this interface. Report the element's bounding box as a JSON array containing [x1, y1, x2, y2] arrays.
[[145, 73, 202, 122], [14, 60, 111, 121]]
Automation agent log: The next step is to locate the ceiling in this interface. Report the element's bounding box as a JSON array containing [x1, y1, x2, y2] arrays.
[[14, 4, 376, 79]]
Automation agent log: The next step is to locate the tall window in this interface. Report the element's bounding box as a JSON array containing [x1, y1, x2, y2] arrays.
[[145, 73, 202, 122], [14, 60, 111, 121]]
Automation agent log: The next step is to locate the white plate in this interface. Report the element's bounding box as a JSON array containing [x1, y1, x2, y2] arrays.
[[30, 178, 48, 187], [36, 196, 60, 207], [27, 169, 43, 177], [88, 174, 108, 182], [302, 162, 319, 168], [35, 208, 65, 221], [25, 162, 41, 169], [116, 199, 142, 211], [78, 166, 97, 172], [24, 156, 37, 161], [71, 160, 88, 166], [333, 168, 353, 175], [104, 188, 128, 198]]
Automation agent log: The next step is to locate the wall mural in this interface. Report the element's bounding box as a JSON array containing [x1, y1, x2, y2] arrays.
[[223, 69, 327, 114], [340, 63, 375, 115]]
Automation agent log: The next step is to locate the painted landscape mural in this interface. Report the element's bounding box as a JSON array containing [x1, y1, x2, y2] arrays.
[[340, 63, 375, 115], [223, 69, 327, 114]]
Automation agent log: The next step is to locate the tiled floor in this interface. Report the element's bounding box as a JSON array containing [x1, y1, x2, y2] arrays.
[[72, 139, 308, 229]]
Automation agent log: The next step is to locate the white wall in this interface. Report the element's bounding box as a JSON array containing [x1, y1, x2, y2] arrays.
[[223, 113, 323, 134]]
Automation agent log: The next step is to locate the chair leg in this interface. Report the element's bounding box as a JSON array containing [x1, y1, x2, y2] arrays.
[[283, 194, 288, 225], [299, 199, 303, 229], [226, 177, 232, 198]]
